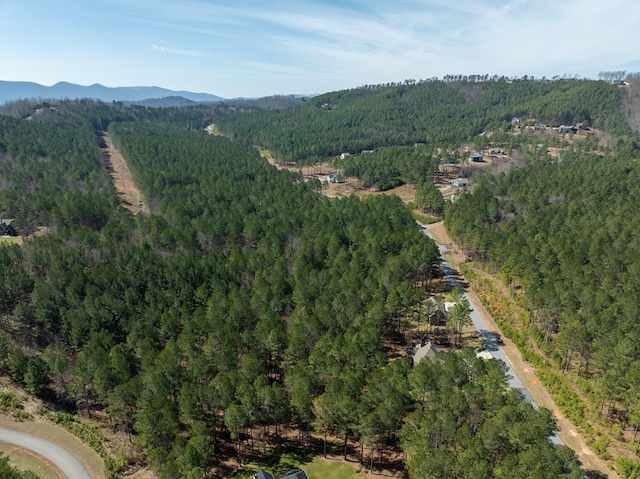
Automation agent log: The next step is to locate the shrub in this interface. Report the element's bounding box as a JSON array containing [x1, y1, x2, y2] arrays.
[[615, 457, 640, 479]]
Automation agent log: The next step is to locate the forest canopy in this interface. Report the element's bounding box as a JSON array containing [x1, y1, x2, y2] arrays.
[[0, 74, 632, 477], [0, 102, 443, 477], [216, 78, 629, 162]]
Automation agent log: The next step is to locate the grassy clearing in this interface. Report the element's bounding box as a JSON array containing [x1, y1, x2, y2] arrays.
[[225, 446, 366, 479], [0, 236, 22, 247], [410, 210, 440, 225], [0, 446, 62, 479], [305, 456, 367, 479]]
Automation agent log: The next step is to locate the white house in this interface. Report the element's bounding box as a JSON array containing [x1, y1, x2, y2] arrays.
[[451, 178, 470, 188]]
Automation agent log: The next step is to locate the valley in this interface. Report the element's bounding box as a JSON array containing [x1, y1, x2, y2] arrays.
[[0, 76, 639, 478]]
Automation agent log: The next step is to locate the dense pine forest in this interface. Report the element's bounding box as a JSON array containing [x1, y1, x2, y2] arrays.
[[216, 77, 629, 162], [0, 76, 637, 478]]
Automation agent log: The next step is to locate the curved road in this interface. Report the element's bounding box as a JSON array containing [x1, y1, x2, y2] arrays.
[[421, 223, 562, 440], [0, 427, 92, 479], [422, 222, 617, 477]]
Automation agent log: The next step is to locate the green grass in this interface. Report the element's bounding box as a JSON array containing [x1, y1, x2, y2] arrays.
[[305, 456, 367, 479], [225, 447, 366, 479], [410, 210, 440, 225], [0, 446, 61, 479], [0, 236, 22, 246]]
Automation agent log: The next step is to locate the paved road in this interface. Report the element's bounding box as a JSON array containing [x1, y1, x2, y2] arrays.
[[0, 427, 92, 479], [422, 223, 563, 446]]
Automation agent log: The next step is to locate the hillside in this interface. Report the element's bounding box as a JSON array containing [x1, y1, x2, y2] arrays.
[[217, 77, 629, 162], [434, 85, 640, 475], [0, 101, 442, 478], [0, 77, 638, 478]]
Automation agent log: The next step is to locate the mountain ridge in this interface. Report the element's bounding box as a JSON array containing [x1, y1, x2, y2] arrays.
[[0, 80, 225, 104]]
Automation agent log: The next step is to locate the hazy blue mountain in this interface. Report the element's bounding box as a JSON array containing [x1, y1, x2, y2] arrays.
[[122, 96, 199, 108], [0, 81, 225, 104]]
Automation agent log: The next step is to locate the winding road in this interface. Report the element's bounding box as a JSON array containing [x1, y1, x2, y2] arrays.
[[422, 221, 616, 478], [0, 427, 93, 479]]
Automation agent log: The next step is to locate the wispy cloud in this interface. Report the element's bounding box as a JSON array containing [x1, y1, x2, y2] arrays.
[[4, 0, 640, 97], [150, 44, 204, 58]]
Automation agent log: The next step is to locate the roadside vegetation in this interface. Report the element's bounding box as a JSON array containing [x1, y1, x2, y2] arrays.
[[0, 453, 40, 479]]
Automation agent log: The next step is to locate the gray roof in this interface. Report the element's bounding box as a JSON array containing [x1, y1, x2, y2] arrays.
[[254, 470, 275, 479], [411, 341, 441, 365], [254, 469, 310, 479], [281, 470, 310, 479]]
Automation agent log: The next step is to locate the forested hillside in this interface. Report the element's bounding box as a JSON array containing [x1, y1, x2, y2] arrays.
[[0, 76, 630, 478], [216, 78, 629, 162], [444, 117, 640, 469], [0, 102, 443, 477]]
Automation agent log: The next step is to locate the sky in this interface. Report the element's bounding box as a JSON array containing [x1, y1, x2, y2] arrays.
[[1, 0, 639, 99]]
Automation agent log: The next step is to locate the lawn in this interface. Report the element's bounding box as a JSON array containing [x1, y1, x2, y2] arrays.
[[225, 447, 366, 479], [0, 236, 22, 246], [305, 456, 367, 479], [0, 446, 61, 479]]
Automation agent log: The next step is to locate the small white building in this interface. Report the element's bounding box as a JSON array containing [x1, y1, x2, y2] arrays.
[[451, 178, 470, 188]]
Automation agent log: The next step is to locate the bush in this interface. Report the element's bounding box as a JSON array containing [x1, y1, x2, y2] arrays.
[[0, 392, 23, 411], [590, 434, 611, 458], [615, 457, 640, 479]]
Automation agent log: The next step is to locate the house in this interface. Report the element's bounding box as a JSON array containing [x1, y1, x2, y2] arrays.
[[468, 152, 484, 162], [451, 178, 470, 188], [339, 152, 352, 160], [327, 173, 344, 184], [534, 124, 546, 131], [254, 469, 310, 479], [0, 219, 17, 237], [281, 469, 310, 479], [409, 339, 441, 365], [442, 188, 461, 200], [488, 148, 505, 155], [558, 125, 578, 134]]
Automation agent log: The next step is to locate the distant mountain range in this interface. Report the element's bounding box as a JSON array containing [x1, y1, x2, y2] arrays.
[[0, 81, 225, 104]]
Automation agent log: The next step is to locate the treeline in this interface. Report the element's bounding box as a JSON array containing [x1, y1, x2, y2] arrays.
[[444, 140, 640, 446], [216, 78, 629, 162]]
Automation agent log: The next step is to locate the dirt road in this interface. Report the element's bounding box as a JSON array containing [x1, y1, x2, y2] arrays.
[[98, 131, 149, 216]]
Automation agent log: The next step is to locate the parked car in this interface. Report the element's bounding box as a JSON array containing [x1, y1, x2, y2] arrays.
[[494, 333, 504, 345]]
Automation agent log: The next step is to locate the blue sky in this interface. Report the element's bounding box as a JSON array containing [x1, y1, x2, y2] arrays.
[[1, 0, 639, 98]]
